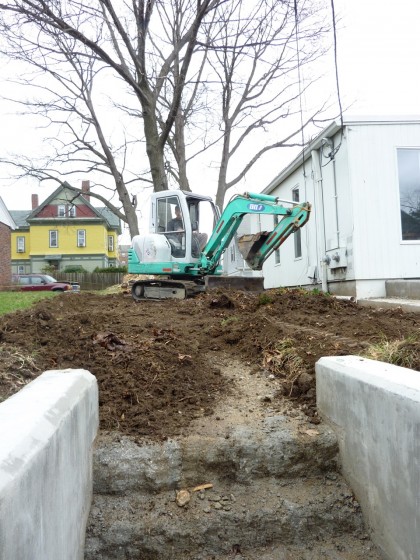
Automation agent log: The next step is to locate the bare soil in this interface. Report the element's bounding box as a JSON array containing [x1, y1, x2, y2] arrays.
[[0, 288, 419, 442]]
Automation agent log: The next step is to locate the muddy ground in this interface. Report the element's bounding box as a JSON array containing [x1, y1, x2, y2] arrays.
[[0, 288, 419, 441]]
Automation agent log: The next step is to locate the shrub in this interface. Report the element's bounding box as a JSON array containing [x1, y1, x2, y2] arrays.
[[93, 266, 128, 273], [41, 265, 58, 275], [63, 265, 87, 273], [257, 293, 273, 306]]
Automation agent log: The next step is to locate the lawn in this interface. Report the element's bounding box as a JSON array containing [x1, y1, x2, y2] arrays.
[[0, 291, 58, 316]]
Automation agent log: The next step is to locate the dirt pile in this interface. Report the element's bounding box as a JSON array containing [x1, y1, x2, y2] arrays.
[[0, 289, 419, 440]]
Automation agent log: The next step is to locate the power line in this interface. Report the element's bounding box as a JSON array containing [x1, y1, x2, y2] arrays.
[[293, 0, 306, 176], [329, 0, 344, 159]]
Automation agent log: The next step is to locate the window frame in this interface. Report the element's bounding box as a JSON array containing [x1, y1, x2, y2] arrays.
[[108, 235, 114, 252], [230, 243, 236, 263], [77, 229, 86, 248], [292, 187, 302, 259], [273, 215, 280, 265], [68, 205, 76, 218], [397, 147, 420, 242], [16, 236, 25, 253], [49, 230, 59, 248], [57, 205, 66, 217], [30, 276, 43, 285]]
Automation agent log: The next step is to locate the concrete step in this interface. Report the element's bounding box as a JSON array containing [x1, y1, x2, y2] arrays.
[[358, 297, 420, 312], [85, 416, 382, 559], [92, 416, 338, 496], [85, 475, 381, 560]]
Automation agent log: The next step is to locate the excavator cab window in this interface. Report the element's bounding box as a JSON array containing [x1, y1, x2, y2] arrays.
[[156, 196, 186, 258], [187, 198, 217, 257]]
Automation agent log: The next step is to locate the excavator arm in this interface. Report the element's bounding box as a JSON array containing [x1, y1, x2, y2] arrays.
[[198, 192, 311, 273]]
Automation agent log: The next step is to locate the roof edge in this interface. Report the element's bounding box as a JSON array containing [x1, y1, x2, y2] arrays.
[[263, 115, 420, 194], [0, 197, 17, 229]]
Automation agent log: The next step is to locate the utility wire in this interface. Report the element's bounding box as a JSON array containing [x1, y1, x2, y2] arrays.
[[329, 0, 344, 159], [294, 0, 306, 176]]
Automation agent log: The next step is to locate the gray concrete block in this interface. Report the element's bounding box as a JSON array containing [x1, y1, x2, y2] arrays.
[[386, 279, 420, 299], [0, 369, 98, 560], [316, 355, 420, 560]]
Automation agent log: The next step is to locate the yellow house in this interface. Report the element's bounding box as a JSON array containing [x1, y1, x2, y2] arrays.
[[10, 182, 121, 274]]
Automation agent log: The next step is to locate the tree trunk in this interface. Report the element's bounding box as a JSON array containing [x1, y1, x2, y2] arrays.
[[116, 179, 139, 238], [143, 100, 168, 192], [216, 128, 231, 209], [175, 107, 190, 191]]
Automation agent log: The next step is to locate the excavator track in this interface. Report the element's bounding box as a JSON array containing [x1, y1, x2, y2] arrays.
[[131, 280, 205, 301]]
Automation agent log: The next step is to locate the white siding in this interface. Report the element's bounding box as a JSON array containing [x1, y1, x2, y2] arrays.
[[323, 130, 355, 283], [263, 159, 316, 289], [229, 118, 420, 297], [263, 129, 356, 290], [348, 123, 420, 280]]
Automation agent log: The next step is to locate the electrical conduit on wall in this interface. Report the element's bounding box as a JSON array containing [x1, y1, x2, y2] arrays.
[[311, 149, 328, 292]]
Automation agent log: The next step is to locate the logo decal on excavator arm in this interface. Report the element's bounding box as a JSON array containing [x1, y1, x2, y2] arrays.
[[247, 203, 265, 212]]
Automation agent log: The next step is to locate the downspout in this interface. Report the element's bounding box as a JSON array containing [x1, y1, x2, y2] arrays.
[[331, 139, 340, 249], [311, 149, 328, 293]]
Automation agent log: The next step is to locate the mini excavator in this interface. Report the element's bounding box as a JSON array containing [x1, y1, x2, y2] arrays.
[[128, 190, 311, 300]]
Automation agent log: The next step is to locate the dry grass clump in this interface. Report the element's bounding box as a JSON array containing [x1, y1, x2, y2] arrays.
[[0, 346, 41, 403], [363, 335, 420, 371], [263, 338, 304, 377], [262, 338, 310, 396]]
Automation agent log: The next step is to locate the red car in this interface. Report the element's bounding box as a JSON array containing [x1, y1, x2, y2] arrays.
[[12, 274, 80, 292]]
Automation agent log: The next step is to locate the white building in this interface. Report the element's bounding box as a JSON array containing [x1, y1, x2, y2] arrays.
[[226, 116, 420, 299]]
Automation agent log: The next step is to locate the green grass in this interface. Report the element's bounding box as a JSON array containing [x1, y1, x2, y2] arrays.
[[0, 291, 58, 316]]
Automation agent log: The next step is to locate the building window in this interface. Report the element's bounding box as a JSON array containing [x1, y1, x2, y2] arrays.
[[49, 230, 58, 248], [18, 265, 24, 274], [292, 187, 302, 258], [17, 236, 25, 253], [77, 229, 86, 247], [230, 244, 236, 262], [108, 235, 114, 252], [273, 216, 280, 264], [68, 205, 76, 217], [58, 205, 66, 217], [398, 148, 420, 240]]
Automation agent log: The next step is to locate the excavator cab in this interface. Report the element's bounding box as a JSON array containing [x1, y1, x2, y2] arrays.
[[151, 191, 219, 263], [156, 195, 186, 257]]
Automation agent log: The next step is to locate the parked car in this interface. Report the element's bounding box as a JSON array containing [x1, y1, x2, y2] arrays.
[[12, 274, 80, 293]]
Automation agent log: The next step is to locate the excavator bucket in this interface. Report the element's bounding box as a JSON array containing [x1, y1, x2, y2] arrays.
[[204, 275, 264, 292], [237, 231, 272, 271]]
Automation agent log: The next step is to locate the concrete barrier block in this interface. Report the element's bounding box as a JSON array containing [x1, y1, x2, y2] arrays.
[[316, 355, 420, 560], [0, 369, 99, 560]]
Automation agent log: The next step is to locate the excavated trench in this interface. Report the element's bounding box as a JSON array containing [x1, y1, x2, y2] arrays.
[[84, 357, 383, 560]]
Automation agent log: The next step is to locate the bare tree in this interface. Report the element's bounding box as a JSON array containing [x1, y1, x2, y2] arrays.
[[143, 0, 333, 208], [0, 0, 333, 228], [0, 0, 224, 206], [204, 0, 331, 209]]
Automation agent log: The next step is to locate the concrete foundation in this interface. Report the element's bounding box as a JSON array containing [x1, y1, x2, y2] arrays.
[[0, 369, 98, 560], [316, 356, 420, 560], [385, 279, 420, 299]]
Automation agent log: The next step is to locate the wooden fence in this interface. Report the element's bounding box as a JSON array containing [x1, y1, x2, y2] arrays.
[[55, 272, 124, 291]]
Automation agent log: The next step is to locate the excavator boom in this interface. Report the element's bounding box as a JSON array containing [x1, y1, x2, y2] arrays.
[[198, 192, 311, 273]]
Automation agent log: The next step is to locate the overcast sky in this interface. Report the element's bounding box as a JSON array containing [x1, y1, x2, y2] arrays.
[[0, 0, 419, 213]]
